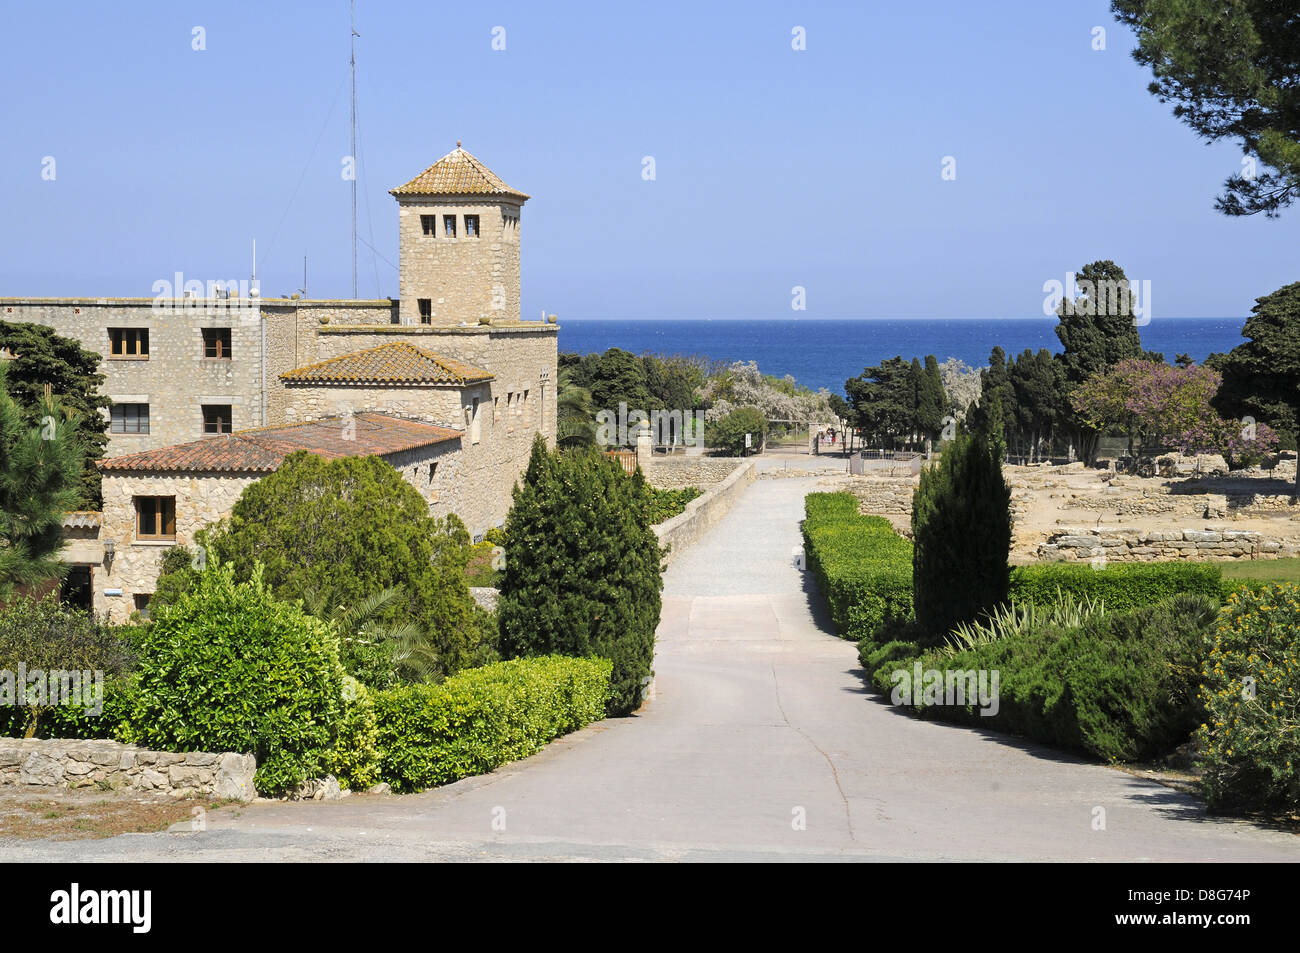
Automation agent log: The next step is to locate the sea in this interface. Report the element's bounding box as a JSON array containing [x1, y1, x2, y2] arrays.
[[557, 318, 1248, 395]]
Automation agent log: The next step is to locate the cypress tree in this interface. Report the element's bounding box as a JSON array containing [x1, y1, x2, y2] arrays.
[[910, 404, 1012, 643], [498, 437, 664, 716]]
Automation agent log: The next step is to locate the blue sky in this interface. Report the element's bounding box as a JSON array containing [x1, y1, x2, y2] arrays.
[[2, 0, 1295, 319]]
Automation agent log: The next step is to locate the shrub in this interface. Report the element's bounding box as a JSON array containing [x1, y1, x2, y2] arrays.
[[498, 439, 663, 716], [803, 493, 913, 642], [706, 406, 767, 455], [374, 655, 612, 792], [941, 590, 1107, 656], [911, 424, 1012, 642], [1198, 584, 1300, 814], [858, 639, 921, 680], [885, 594, 1217, 762], [207, 452, 485, 678], [126, 564, 347, 797], [329, 676, 380, 791], [1009, 561, 1223, 613], [644, 486, 702, 524], [0, 596, 135, 737]]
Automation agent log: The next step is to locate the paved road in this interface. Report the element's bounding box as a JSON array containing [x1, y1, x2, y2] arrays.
[[5, 475, 1297, 861]]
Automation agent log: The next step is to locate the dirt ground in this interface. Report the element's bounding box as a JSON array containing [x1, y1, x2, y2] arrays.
[[0, 785, 234, 840]]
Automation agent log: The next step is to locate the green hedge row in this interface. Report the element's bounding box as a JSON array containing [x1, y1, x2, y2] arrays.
[[803, 493, 913, 641], [374, 655, 612, 792], [1008, 561, 1223, 613]]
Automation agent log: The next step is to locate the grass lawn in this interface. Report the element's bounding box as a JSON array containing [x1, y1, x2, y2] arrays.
[[1220, 557, 1300, 584]]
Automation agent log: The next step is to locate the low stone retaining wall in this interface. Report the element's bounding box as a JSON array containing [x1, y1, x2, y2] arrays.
[[655, 460, 757, 564], [644, 457, 748, 490], [0, 738, 257, 801], [1038, 526, 1300, 562]]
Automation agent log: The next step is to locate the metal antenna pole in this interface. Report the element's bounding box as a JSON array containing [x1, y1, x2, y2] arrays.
[[350, 1, 359, 299]]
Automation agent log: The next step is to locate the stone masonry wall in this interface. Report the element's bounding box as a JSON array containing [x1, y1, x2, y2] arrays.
[[644, 457, 748, 490], [95, 471, 259, 622], [396, 197, 523, 326], [1037, 526, 1300, 562], [3, 299, 263, 454], [0, 737, 256, 800]]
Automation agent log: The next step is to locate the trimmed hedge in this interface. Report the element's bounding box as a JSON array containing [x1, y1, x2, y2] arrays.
[[803, 493, 913, 641], [1008, 561, 1222, 613], [374, 655, 612, 792]]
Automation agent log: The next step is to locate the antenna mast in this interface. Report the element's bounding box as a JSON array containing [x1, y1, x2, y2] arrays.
[[350, 0, 359, 299]]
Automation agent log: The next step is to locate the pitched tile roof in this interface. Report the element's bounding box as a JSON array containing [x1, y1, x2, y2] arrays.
[[390, 146, 529, 200], [98, 414, 461, 474], [280, 341, 494, 385]]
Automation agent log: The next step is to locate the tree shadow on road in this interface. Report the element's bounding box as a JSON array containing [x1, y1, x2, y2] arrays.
[[839, 667, 1299, 838]]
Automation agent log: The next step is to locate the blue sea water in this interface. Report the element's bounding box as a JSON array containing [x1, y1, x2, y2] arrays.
[[557, 318, 1249, 395]]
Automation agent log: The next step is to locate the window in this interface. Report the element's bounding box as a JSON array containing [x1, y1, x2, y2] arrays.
[[418, 298, 432, 324], [202, 404, 232, 435], [421, 214, 436, 236], [111, 403, 150, 434], [470, 396, 481, 444], [443, 214, 457, 238], [202, 328, 232, 359], [133, 593, 152, 620], [109, 328, 149, 359], [465, 214, 479, 237], [428, 461, 438, 484], [135, 496, 176, 540]]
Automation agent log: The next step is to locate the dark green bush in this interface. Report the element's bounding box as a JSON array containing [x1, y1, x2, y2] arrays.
[[498, 439, 663, 716], [0, 596, 136, 737], [645, 486, 702, 524], [206, 452, 486, 678], [706, 406, 767, 455], [374, 655, 612, 792], [859, 639, 921, 680], [803, 493, 913, 641], [888, 594, 1218, 762], [125, 564, 347, 797], [911, 426, 1012, 643], [1009, 561, 1223, 613]]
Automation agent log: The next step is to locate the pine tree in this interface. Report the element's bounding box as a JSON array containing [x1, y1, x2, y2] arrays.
[[911, 404, 1012, 643], [497, 437, 664, 715], [0, 364, 84, 600], [0, 321, 109, 508]]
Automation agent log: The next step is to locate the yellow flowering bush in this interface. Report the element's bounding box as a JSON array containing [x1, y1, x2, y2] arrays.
[[1198, 584, 1300, 814]]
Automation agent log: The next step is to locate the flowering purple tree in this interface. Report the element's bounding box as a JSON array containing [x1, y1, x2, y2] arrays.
[[1071, 359, 1278, 464]]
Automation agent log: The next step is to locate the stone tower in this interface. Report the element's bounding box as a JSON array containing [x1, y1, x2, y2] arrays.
[[390, 144, 529, 326]]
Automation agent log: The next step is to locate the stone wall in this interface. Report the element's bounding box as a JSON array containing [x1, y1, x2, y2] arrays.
[[396, 197, 524, 326], [644, 457, 749, 490], [1037, 526, 1300, 562], [95, 470, 259, 622], [4, 298, 264, 454], [0, 738, 256, 800], [655, 461, 757, 564]]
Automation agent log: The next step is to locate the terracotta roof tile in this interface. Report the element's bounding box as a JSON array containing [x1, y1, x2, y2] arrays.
[[98, 413, 461, 474], [280, 341, 493, 385], [390, 146, 529, 200]]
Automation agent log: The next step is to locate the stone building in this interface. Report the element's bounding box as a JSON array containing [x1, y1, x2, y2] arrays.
[[1, 146, 557, 618]]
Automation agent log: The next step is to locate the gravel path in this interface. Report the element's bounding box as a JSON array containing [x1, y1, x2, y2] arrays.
[[4, 476, 1296, 861]]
